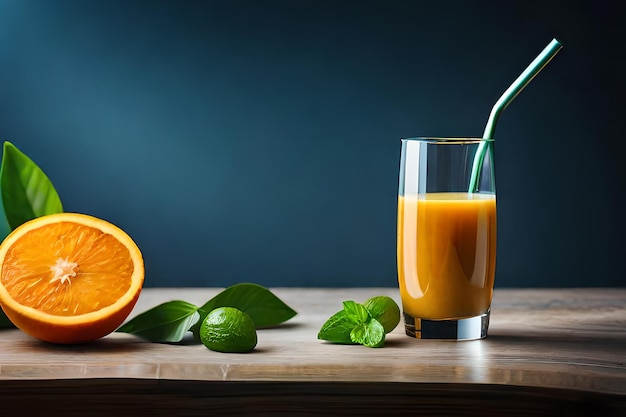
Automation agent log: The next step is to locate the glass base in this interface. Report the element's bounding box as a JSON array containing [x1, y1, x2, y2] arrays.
[[403, 311, 490, 341]]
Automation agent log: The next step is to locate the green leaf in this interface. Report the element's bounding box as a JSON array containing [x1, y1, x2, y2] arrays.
[[342, 300, 386, 348], [0, 191, 11, 241], [350, 318, 385, 348], [363, 295, 401, 334], [317, 309, 359, 344], [0, 141, 63, 230], [116, 300, 200, 343], [342, 300, 369, 323], [197, 283, 297, 329]]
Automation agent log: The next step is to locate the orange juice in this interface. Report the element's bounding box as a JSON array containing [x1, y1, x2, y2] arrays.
[[397, 193, 496, 320]]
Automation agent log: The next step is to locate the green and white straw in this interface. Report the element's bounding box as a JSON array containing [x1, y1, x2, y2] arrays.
[[469, 38, 563, 192]]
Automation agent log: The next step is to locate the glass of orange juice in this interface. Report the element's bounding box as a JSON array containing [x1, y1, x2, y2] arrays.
[[397, 137, 496, 340]]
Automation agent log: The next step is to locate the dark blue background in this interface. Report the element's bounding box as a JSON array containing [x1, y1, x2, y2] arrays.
[[0, 1, 623, 288]]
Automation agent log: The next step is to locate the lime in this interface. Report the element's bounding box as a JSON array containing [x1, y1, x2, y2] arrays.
[[363, 296, 400, 334], [199, 307, 257, 353]]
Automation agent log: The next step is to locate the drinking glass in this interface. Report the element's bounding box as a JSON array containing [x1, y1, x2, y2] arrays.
[[397, 138, 496, 340]]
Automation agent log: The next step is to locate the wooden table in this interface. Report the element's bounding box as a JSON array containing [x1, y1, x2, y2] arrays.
[[1, 288, 625, 416]]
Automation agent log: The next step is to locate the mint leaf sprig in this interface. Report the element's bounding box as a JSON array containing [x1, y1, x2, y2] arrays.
[[116, 283, 297, 343], [318, 296, 400, 348]]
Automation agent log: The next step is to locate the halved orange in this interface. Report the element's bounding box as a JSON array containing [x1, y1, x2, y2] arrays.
[[0, 212, 144, 344]]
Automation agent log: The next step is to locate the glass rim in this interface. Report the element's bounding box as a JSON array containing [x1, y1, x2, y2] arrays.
[[401, 137, 494, 144]]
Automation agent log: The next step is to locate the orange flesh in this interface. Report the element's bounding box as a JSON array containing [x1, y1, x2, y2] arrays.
[[1, 221, 133, 316]]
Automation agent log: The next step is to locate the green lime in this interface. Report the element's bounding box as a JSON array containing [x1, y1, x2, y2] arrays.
[[363, 296, 400, 334], [199, 307, 257, 353]]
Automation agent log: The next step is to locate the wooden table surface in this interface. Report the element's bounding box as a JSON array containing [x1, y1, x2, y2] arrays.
[[1, 288, 625, 416]]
